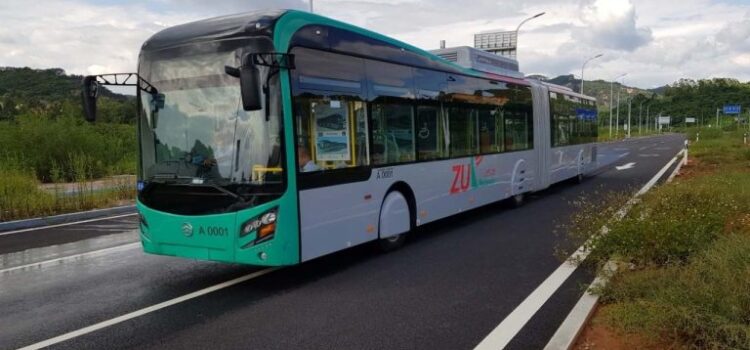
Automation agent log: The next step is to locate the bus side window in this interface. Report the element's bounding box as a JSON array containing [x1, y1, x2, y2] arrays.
[[478, 106, 504, 153], [294, 96, 369, 172], [371, 100, 415, 165], [448, 105, 478, 157], [416, 105, 445, 160]]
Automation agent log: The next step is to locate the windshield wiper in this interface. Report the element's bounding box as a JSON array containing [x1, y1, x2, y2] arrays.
[[149, 175, 244, 201]]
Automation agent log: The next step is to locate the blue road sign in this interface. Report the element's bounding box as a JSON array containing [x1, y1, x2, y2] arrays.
[[723, 104, 741, 115]]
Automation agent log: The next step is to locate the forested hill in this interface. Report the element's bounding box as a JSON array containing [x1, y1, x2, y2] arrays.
[[0, 67, 135, 123], [545, 74, 654, 109], [538, 75, 749, 122]]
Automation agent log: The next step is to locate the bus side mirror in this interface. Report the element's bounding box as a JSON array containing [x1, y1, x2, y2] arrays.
[[226, 54, 262, 111], [240, 63, 262, 111], [81, 76, 98, 122]]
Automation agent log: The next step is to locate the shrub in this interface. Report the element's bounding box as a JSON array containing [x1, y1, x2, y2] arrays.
[[0, 114, 136, 182]]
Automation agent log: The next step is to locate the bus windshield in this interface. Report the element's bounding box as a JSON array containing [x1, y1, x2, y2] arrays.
[[137, 40, 285, 214]]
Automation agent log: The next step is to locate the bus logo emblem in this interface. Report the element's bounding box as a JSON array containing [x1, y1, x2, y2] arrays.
[[182, 223, 194, 237]]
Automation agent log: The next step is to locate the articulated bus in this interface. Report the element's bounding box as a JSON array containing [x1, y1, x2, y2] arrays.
[[81, 10, 598, 266]]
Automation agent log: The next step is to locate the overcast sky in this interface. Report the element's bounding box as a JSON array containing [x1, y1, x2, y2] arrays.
[[1, 0, 748, 88]]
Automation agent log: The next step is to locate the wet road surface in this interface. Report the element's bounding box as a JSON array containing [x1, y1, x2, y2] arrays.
[[0, 134, 685, 350]]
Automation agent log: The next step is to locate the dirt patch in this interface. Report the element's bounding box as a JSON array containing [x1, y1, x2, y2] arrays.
[[573, 305, 673, 350], [674, 158, 716, 180], [724, 212, 750, 234]]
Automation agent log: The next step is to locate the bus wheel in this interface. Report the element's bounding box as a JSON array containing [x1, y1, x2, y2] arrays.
[[576, 173, 585, 184], [512, 193, 525, 208], [379, 233, 406, 251], [378, 189, 412, 252]]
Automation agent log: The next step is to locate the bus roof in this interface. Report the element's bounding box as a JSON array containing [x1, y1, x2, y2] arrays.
[[142, 9, 530, 86]]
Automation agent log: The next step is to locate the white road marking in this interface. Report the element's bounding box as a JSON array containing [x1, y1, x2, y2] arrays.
[[638, 153, 660, 157], [16, 267, 278, 350], [615, 162, 636, 171], [473, 148, 684, 350], [0, 213, 137, 236], [0, 242, 141, 274]]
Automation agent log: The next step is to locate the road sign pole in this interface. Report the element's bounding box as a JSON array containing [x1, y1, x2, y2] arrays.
[[716, 108, 719, 128]]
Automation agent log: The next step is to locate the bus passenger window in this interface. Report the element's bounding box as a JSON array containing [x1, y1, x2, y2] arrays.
[[371, 101, 415, 165], [293, 96, 369, 172], [478, 107, 504, 153], [448, 106, 478, 157], [504, 110, 531, 151], [416, 105, 445, 160]]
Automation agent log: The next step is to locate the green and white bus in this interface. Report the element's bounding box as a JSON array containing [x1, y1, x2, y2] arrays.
[[82, 10, 598, 266]]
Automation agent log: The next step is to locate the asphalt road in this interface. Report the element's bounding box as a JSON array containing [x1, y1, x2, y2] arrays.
[[0, 134, 686, 350]]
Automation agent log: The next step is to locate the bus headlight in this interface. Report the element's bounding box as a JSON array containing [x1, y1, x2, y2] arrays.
[[261, 211, 277, 224], [240, 208, 278, 246]]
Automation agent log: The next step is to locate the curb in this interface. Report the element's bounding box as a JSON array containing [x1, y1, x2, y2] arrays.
[[0, 205, 137, 233], [543, 262, 617, 350]]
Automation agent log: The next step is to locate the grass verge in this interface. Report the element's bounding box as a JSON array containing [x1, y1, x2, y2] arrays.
[[566, 129, 750, 349], [0, 165, 134, 222]]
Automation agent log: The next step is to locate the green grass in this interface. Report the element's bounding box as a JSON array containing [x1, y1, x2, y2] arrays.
[[0, 113, 136, 182], [0, 165, 134, 222], [0, 112, 136, 221], [566, 129, 750, 349]]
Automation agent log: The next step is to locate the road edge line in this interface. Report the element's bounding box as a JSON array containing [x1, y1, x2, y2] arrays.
[[16, 267, 278, 350], [473, 146, 685, 350], [0, 242, 141, 274]]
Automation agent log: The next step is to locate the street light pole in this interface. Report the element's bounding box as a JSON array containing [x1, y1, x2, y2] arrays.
[[514, 12, 545, 63], [609, 73, 627, 139], [638, 100, 645, 135], [616, 81, 622, 137], [516, 12, 546, 33], [627, 97, 632, 138], [580, 53, 603, 95]]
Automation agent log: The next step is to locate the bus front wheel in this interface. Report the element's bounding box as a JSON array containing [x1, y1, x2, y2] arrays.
[[378, 190, 412, 252], [379, 232, 406, 251]]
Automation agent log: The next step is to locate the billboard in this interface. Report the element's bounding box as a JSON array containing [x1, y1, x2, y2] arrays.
[[658, 116, 671, 125], [474, 30, 517, 59], [686, 117, 696, 123]]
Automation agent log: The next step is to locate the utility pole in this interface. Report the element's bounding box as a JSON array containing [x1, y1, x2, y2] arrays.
[[309, 0, 314, 13], [609, 73, 626, 138], [627, 97, 632, 138], [616, 84, 621, 137], [638, 100, 645, 135]]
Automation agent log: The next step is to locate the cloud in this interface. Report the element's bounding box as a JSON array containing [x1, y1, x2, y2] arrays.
[[0, 0, 748, 89], [574, 0, 653, 51]]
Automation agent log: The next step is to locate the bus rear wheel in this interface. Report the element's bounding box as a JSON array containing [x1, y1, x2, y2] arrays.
[[511, 193, 525, 208], [379, 233, 406, 251]]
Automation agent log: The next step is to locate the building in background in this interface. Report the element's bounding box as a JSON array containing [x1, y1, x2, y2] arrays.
[[474, 30, 517, 59]]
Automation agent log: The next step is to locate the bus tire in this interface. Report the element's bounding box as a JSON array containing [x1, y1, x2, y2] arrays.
[[576, 173, 585, 184], [511, 193, 525, 208], [378, 188, 414, 252], [379, 232, 406, 251]]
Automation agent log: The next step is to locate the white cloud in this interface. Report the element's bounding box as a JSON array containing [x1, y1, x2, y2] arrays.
[[0, 0, 748, 89], [575, 0, 652, 51]]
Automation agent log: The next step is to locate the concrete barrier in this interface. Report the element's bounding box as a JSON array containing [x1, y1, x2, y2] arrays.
[[0, 205, 136, 233]]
